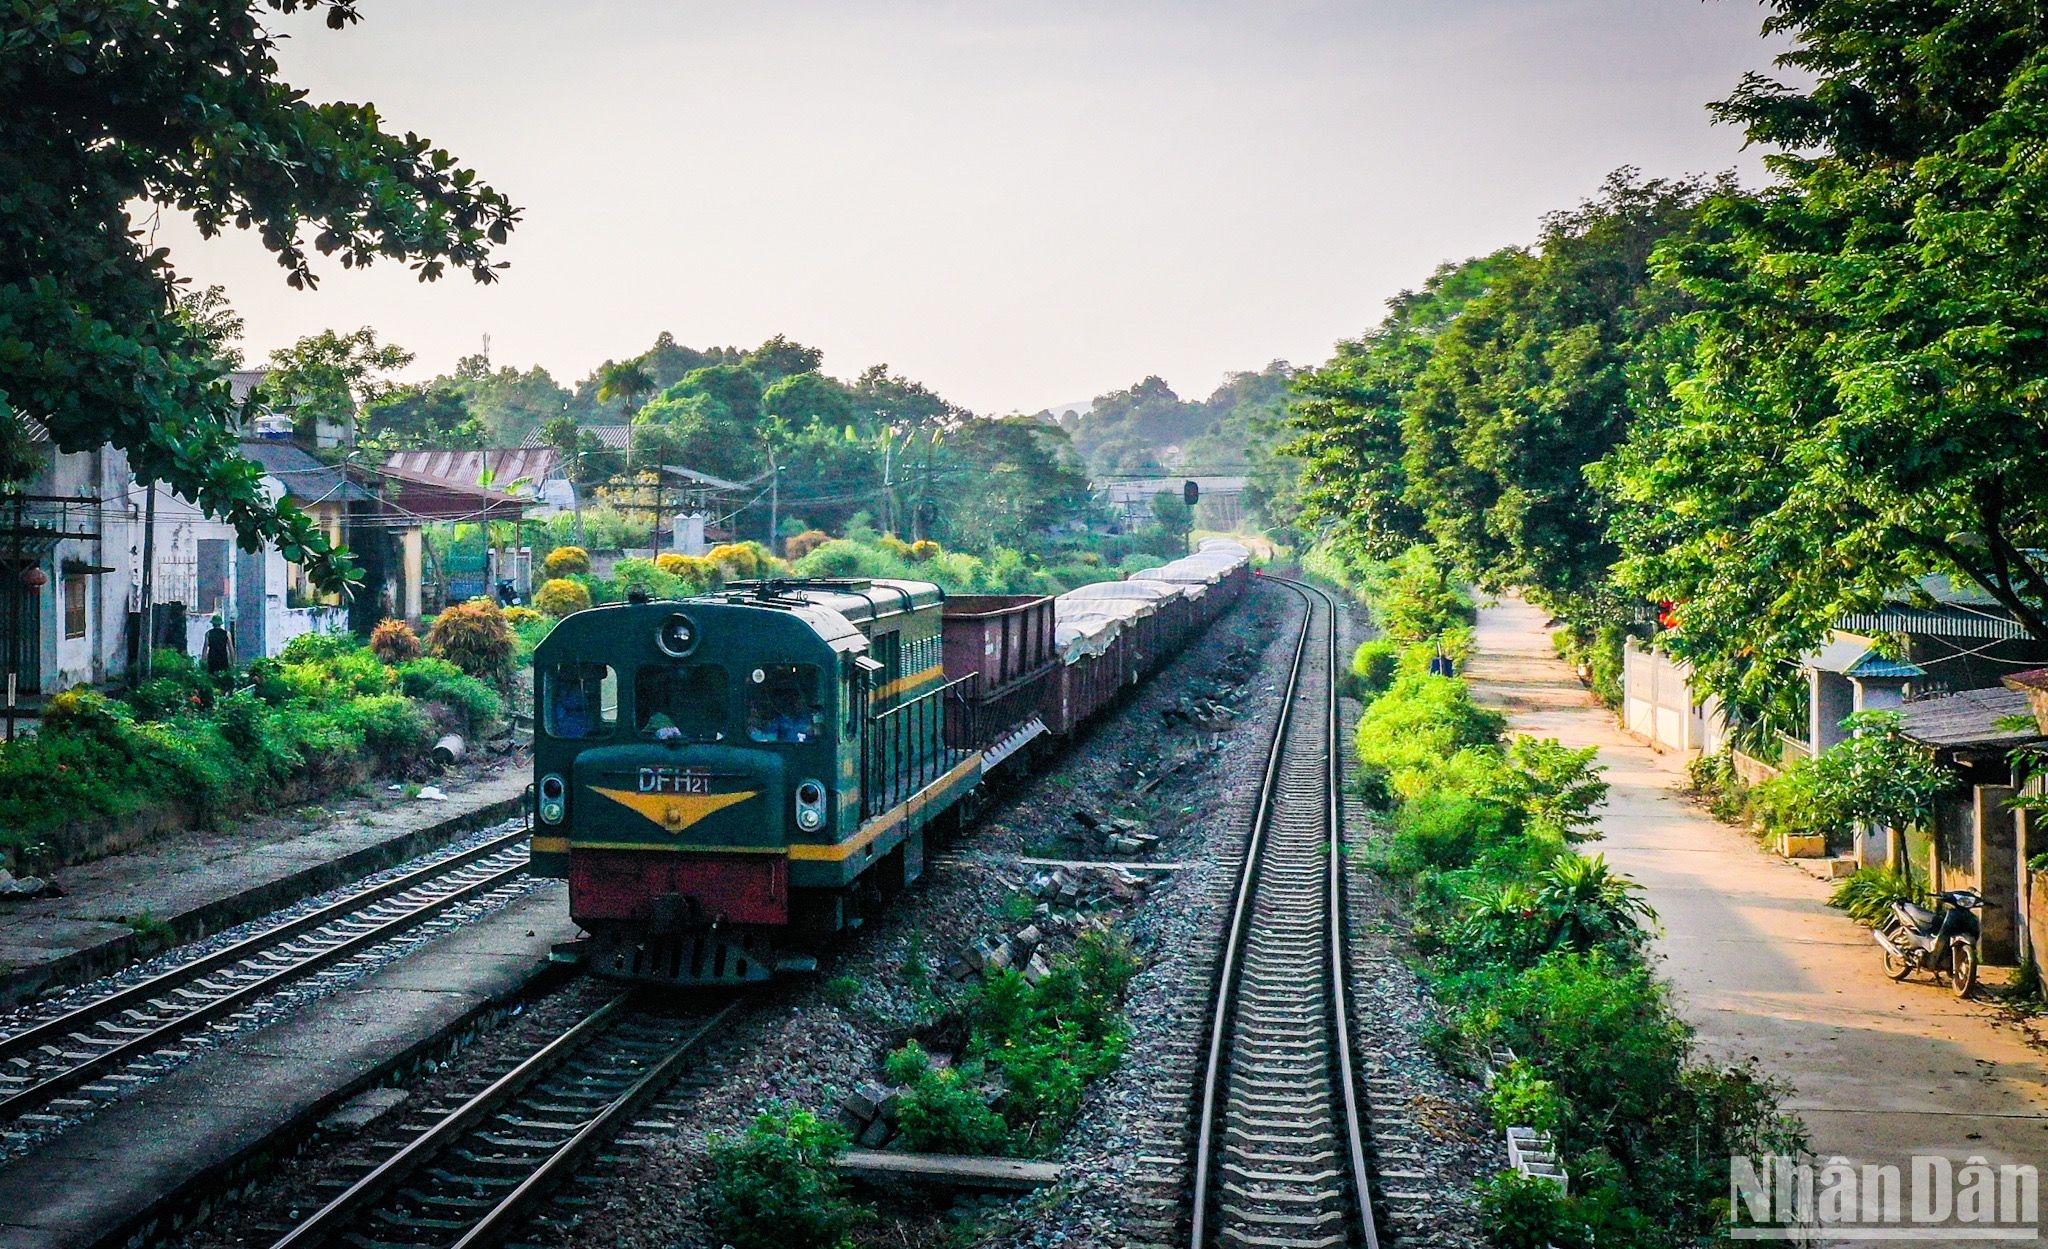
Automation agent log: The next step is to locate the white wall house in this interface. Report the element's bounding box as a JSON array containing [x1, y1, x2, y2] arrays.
[[2, 435, 353, 702]]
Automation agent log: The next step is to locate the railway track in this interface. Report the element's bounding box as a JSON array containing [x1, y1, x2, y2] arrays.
[[1188, 575, 1377, 1249], [266, 991, 734, 1249], [0, 826, 533, 1130]]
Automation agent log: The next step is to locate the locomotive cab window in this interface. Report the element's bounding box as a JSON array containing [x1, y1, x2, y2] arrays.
[[544, 663, 616, 740], [748, 664, 823, 744], [636, 664, 729, 739]]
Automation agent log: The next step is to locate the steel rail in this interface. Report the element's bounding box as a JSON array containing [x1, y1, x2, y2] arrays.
[[0, 829, 531, 1123], [448, 1005, 735, 1249], [268, 992, 738, 1249], [1186, 572, 1378, 1249], [1302, 576, 1378, 1246]]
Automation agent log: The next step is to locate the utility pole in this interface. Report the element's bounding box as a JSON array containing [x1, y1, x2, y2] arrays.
[[881, 428, 895, 536], [767, 445, 781, 551], [136, 482, 157, 681]]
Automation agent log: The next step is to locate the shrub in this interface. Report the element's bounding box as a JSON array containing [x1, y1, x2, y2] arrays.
[[542, 545, 590, 578], [705, 1110, 868, 1249], [534, 577, 593, 617], [1490, 1056, 1564, 1130], [131, 673, 210, 721], [336, 694, 431, 760], [1527, 853, 1656, 955], [1355, 671, 1506, 798], [426, 598, 517, 684], [397, 658, 506, 734], [279, 630, 356, 664], [793, 538, 887, 580], [708, 541, 769, 581], [784, 529, 832, 561], [1350, 639, 1399, 696], [1479, 1172, 1586, 1249], [965, 930, 1138, 1148], [1386, 793, 1515, 874], [501, 605, 542, 628], [886, 1043, 1017, 1155], [42, 688, 133, 743], [908, 538, 941, 562], [1463, 953, 1690, 1162], [653, 552, 721, 594], [1686, 749, 1750, 823], [1499, 736, 1609, 841], [1829, 867, 1925, 926], [611, 557, 686, 600], [369, 618, 422, 664], [1376, 545, 1472, 642]]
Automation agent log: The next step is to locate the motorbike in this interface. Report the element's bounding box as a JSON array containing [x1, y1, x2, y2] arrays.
[[1872, 888, 1987, 997]]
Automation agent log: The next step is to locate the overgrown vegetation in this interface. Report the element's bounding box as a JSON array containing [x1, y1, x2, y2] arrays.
[[1749, 712, 1954, 862], [1347, 576, 1803, 1246], [0, 619, 506, 869], [704, 1110, 869, 1249], [885, 929, 1139, 1156]]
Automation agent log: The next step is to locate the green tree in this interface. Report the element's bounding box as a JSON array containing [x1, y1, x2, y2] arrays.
[[363, 382, 482, 449], [939, 417, 1093, 550], [1, 0, 517, 589], [595, 356, 656, 417], [1602, 2, 2048, 706], [743, 333, 824, 383], [175, 285, 245, 369], [448, 354, 569, 444], [1397, 171, 1722, 614], [258, 327, 413, 445], [1287, 255, 1507, 559], [763, 371, 855, 431]]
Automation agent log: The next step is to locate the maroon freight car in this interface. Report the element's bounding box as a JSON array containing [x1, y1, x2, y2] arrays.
[[941, 594, 1058, 769]]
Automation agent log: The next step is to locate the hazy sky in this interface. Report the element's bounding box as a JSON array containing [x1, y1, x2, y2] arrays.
[[166, 1, 1788, 414]]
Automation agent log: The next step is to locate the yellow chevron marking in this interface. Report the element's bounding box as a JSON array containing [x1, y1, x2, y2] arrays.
[[590, 786, 758, 833]]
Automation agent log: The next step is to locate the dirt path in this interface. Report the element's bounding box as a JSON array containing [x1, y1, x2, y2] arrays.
[[1463, 596, 2048, 1199]]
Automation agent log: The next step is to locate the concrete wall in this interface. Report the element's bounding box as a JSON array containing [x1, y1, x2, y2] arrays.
[[1622, 639, 1721, 756], [10, 444, 350, 692]]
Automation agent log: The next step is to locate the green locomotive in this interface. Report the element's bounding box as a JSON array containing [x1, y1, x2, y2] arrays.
[[531, 579, 979, 983]]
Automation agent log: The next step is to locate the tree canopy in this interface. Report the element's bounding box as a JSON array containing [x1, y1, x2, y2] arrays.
[[1604, 1, 2048, 701], [1, 0, 518, 587]]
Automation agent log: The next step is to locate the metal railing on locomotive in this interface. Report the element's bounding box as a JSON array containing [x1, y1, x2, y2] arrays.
[[942, 670, 1047, 753], [861, 673, 976, 818]]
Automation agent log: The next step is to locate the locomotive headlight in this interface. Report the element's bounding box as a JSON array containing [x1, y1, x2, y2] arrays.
[[795, 779, 827, 832], [539, 773, 567, 825], [656, 612, 699, 658]]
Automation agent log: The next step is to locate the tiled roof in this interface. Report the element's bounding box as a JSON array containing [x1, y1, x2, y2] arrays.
[[1896, 686, 2043, 750]]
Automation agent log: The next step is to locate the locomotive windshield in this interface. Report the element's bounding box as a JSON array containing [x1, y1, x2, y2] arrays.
[[635, 664, 730, 739], [543, 663, 616, 740], [747, 664, 823, 744]]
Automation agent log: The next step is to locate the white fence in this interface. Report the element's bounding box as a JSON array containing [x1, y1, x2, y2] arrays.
[[1622, 639, 1724, 756]]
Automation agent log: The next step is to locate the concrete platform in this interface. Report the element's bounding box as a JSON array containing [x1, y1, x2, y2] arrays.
[[0, 883, 575, 1249], [0, 765, 531, 1010]]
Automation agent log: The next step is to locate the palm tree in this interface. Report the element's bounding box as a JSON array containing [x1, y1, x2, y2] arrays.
[[596, 357, 655, 417]]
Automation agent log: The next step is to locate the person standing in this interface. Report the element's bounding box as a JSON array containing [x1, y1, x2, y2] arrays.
[[203, 614, 234, 678]]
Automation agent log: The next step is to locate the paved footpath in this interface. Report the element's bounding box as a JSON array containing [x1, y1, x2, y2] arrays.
[[1464, 598, 2048, 1192]]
